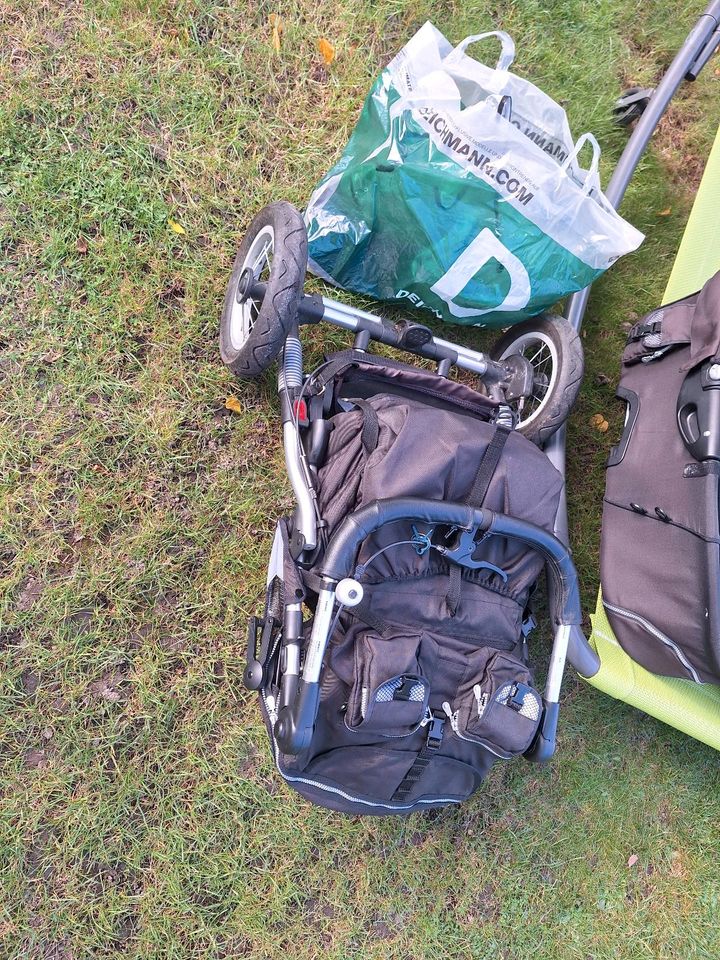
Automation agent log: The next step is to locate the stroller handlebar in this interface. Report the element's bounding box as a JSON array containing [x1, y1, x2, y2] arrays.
[[320, 497, 582, 627]]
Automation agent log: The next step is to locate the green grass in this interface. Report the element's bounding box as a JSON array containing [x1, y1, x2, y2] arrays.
[[1, 1, 719, 957]]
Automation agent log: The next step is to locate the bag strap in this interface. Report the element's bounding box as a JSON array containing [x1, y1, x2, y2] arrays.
[[560, 132, 601, 195], [446, 425, 511, 615], [444, 31, 515, 71], [348, 398, 380, 454], [392, 711, 447, 802]]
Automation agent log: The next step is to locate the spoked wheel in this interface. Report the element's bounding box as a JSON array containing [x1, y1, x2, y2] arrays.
[[220, 201, 307, 379], [490, 314, 584, 446]]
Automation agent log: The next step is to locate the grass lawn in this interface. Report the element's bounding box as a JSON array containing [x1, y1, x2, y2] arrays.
[[1, 1, 719, 957]]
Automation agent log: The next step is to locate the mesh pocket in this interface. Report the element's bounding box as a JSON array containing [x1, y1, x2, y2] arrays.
[[346, 630, 431, 737], [451, 651, 541, 758], [375, 677, 426, 704]]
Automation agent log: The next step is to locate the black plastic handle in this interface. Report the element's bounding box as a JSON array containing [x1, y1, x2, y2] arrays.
[[320, 497, 582, 626]]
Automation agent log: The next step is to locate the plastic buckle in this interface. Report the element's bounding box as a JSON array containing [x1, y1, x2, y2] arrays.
[[508, 683, 532, 712], [628, 319, 661, 343], [410, 524, 433, 556], [521, 613, 537, 638], [425, 712, 445, 750], [393, 676, 417, 701]]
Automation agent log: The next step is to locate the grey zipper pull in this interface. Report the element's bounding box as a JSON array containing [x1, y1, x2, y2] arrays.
[[442, 701, 460, 736], [473, 684, 488, 718]]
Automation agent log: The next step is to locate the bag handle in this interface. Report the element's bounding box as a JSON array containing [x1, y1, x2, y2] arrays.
[[560, 132, 601, 194], [446, 30, 516, 72]]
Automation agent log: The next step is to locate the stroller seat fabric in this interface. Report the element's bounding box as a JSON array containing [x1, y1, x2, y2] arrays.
[[258, 354, 564, 814]]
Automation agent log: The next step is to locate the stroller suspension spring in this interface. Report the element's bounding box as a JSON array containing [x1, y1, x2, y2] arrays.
[[278, 335, 303, 392], [495, 403, 515, 430]]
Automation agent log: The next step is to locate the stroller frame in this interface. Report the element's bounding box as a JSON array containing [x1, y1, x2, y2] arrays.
[[239, 287, 585, 763]]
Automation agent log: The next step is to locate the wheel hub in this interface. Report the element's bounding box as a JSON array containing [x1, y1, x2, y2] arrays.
[[236, 267, 255, 303]]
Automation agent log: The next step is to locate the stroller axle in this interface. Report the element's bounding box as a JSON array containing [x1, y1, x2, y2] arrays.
[[242, 276, 511, 385]]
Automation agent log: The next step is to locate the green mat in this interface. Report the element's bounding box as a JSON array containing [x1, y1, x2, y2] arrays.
[[586, 126, 720, 748]]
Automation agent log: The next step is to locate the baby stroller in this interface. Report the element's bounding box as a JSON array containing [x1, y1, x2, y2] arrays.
[[221, 201, 594, 814]]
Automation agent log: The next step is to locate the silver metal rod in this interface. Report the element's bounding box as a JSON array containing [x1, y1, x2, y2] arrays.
[[303, 586, 335, 682], [282, 421, 317, 551], [321, 296, 490, 376], [545, 624, 571, 703]]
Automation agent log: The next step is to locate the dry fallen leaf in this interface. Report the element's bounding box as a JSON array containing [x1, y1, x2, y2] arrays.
[[168, 218, 186, 235], [318, 38, 335, 64], [270, 13, 283, 52], [590, 413, 609, 433], [225, 395, 242, 413], [658, 207, 672, 217], [627, 854, 639, 868], [76, 236, 88, 254]]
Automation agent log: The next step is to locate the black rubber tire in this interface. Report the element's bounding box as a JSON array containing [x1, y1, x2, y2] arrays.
[[490, 314, 584, 446], [220, 201, 307, 379]]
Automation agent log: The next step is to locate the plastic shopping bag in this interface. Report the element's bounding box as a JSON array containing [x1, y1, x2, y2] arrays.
[[305, 22, 644, 328]]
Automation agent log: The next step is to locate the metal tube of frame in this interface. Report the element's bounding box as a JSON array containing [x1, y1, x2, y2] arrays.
[[303, 585, 336, 683], [282, 421, 317, 551], [545, 624, 571, 703], [321, 297, 491, 377]]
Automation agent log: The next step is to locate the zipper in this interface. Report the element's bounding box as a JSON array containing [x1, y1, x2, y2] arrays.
[[603, 601, 701, 683], [441, 701, 510, 759], [472, 684, 489, 719], [344, 704, 433, 739]]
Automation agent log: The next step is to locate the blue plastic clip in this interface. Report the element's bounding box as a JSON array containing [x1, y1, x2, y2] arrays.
[[411, 525, 433, 556]]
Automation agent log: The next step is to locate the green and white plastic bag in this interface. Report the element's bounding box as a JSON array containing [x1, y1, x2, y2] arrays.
[[305, 22, 644, 328]]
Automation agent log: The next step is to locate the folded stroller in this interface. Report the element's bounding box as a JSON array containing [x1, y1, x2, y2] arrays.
[[221, 202, 589, 814]]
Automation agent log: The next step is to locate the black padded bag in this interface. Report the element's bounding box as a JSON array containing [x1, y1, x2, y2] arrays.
[[601, 271, 720, 683], [259, 360, 564, 815]]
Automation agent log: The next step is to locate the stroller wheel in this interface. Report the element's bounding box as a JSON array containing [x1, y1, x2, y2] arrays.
[[612, 86, 654, 127], [220, 201, 307, 378], [490, 314, 584, 446]]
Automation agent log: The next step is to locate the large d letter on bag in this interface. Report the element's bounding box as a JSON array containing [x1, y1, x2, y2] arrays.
[[430, 228, 531, 320], [305, 22, 643, 328]]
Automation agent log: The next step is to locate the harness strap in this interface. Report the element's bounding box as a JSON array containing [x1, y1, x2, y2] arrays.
[[446, 425, 511, 615], [392, 712, 446, 802], [349, 398, 380, 454]]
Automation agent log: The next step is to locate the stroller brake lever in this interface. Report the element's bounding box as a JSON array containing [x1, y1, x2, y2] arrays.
[[433, 528, 508, 581]]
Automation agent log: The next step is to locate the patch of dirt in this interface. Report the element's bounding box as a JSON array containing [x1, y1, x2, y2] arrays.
[[25, 827, 54, 879], [464, 883, 502, 924], [23, 748, 47, 770], [32, 941, 73, 960], [158, 278, 185, 309], [87, 665, 130, 704], [16, 576, 43, 612], [0, 628, 22, 650], [21, 668, 40, 695], [63, 608, 94, 635], [112, 913, 139, 950]]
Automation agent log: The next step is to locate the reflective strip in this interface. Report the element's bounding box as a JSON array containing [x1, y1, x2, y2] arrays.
[[269, 724, 460, 811], [275, 755, 461, 811], [603, 601, 701, 683]]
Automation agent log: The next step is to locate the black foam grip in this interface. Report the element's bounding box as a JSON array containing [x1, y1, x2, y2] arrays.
[[320, 497, 581, 626]]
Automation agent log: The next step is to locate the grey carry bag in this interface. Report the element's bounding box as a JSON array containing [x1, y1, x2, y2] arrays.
[[601, 270, 720, 683], [247, 350, 583, 815]]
